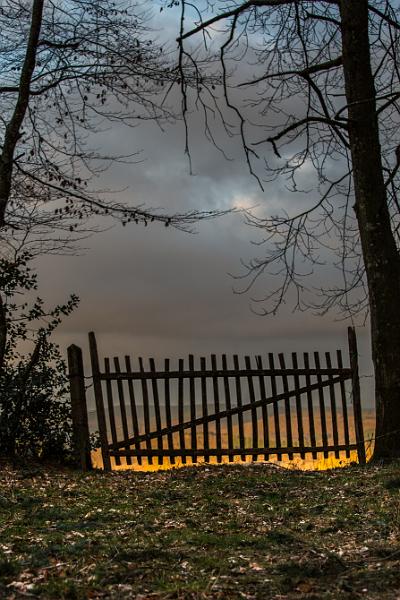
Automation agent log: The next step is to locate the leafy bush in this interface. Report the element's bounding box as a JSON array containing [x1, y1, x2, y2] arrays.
[[0, 253, 79, 460]]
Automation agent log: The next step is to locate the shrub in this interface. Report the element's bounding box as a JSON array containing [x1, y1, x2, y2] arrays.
[[0, 252, 79, 461]]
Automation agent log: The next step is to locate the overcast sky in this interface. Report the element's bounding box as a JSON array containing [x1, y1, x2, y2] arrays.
[[33, 1, 374, 406]]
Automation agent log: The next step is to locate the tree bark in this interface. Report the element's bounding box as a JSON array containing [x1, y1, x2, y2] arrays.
[[0, 292, 7, 373], [340, 0, 400, 460], [0, 0, 44, 227]]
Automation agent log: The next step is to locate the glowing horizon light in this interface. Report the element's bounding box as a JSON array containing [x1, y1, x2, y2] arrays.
[[91, 443, 373, 473]]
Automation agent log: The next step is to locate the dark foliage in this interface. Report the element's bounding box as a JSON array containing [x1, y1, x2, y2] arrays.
[[0, 253, 78, 460]]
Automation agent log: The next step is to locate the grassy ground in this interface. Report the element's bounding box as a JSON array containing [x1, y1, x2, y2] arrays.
[[0, 461, 400, 599]]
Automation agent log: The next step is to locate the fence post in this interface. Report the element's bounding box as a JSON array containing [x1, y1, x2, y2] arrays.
[[88, 332, 112, 471], [67, 344, 92, 471], [348, 327, 366, 464]]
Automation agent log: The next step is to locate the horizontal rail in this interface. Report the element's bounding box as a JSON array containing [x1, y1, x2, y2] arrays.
[[98, 367, 352, 381], [109, 444, 359, 458], [112, 375, 347, 449]]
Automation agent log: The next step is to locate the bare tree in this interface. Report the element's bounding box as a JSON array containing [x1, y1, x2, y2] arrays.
[[178, 0, 400, 461], [0, 0, 225, 259]]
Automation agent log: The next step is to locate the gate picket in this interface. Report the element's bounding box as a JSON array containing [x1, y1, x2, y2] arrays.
[[256, 355, 269, 461], [200, 357, 210, 462], [125, 356, 142, 465], [149, 358, 163, 466], [337, 350, 351, 458], [269, 353, 282, 462], [314, 352, 329, 458], [222, 355, 234, 462], [303, 353, 317, 459], [211, 354, 222, 463], [233, 355, 246, 461], [188, 355, 197, 463], [292, 353, 305, 459], [279, 353, 294, 460], [245, 356, 258, 461], [178, 358, 187, 464], [325, 352, 340, 459], [104, 357, 120, 465], [114, 357, 132, 465], [164, 359, 175, 465], [139, 357, 153, 465]]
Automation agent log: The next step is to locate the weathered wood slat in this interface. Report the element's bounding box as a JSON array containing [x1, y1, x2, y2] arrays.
[[68, 344, 92, 471], [200, 357, 210, 462], [211, 354, 222, 463], [233, 355, 246, 461], [279, 353, 293, 460], [98, 367, 351, 380], [325, 352, 340, 459], [292, 353, 305, 459], [125, 356, 142, 465], [112, 374, 347, 449], [245, 356, 258, 461], [149, 358, 163, 466], [337, 350, 351, 458], [256, 356, 269, 461], [114, 357, 132, 465], [189, 355, 197, 463], [110, 443, 359, 458], [88, 332, 111, 471], [348, 327, 366, 464], [178, 358, 187, 464], [303, 353, 317, 459], [222, 355, 234, 462], [269, 353, 282, 461], [104, 358, 121, 466], [314, 352, 329, 458], [164, 359, 175, 465], [139, 357, 153, 465]]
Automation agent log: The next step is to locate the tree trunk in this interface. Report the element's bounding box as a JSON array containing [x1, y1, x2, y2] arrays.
[[340, 0, 400, 460], [0, 291, 7, 373], [0, 0, 44, 227]]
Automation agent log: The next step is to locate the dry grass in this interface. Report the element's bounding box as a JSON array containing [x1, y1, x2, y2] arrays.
[[0, 458, 399, 599]]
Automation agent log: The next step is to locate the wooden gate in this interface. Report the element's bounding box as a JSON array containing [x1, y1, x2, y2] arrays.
[[68, 327, 366, 471]]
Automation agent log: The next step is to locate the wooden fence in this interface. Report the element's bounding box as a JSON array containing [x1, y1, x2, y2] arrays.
[[68, 327, 366, 471]]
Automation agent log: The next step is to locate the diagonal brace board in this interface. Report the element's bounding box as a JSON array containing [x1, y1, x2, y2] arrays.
[[111, 373, 350, 450]]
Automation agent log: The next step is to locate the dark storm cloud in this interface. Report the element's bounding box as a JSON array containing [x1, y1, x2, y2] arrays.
[[37, 114, 370, 377], [31, 2, 373, 406]]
